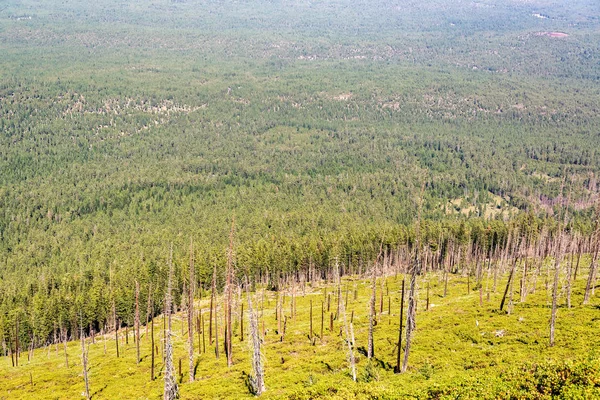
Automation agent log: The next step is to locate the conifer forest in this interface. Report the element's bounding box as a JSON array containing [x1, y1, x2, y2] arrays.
[[0, 0, 599, 398]]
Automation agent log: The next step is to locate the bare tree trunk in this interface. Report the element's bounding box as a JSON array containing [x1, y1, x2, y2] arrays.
[[320, 301, 324, 341], [340, 286, 356, 382], [367, 259, 377, 359], [395, 277, 405, 374], [135, 281, 141, 364], [246, 278, 266, 395], [146, 283, 153, 339], [573, 238, 583, 282], [550, 232, 565, 347], [214, 302, 220, 359], [500, 235, 519, 312], [164, 245, 178, 400], [551, 180, 570, 345], [80, 326, 90, 400], [151, 314, 155, 381], [63, 326, 68, 368], [210, 264, 216, 345], [15, 317, 19, 367], [225, 219, 235, 368], [583, 243, 599, 305], [566, 237, 575, 308], [113, 301, 119, 358], [401, 252, 418, 373], [188, 239, 195, 382], [401, 184, 425, 373], [584, 203, 600, 304], [201, 315, 206, 354]]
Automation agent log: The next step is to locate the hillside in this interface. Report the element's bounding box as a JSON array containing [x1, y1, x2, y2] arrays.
[[1, 0, 600, 397]]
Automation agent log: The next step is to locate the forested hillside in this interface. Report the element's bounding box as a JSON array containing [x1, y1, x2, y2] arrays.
[[1, 0, 599, 397]]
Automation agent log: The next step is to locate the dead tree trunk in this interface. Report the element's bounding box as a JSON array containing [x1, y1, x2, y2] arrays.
[[225, 219, 235, 368], [401, 251, 419, 373], [210, 264, 216, 345], [164, 245, 178, 400], [340, 287, 356, 382], [113, 301, 119, 358], [62, 326, 68, 368], [584, 202, 600, 305], [81, 334, 90, 399], [550, 232, 565, 347], [146, 283, 153, 339], [246, 278, 265, 395], [395, 277, 405, 374], [135, 281, 141, 364], [188, 239, 195, 382], [151, 314, 155, 381], [401, 183, 425, 373], [14, 317, 19, 367], [367, 256, 378, 359], [320, 301, 324, 341]]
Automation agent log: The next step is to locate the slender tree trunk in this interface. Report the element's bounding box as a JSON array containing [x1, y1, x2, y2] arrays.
[[81, 332, 90, 400], [402, 252, 418, 373], [151, 315, 155, 381], [584, 202, 600, 304], [135, 281, 141, 364], [583, 245, 599, 305], [573, 238, 583, 281], [202, 315, 206, 354], [240, 303, 244, 342], [395, 278, 405, 374], [63, 327, 68, 368], [146, 283, 153, 339], [566, 238, 575, 308], [224, 219, 235, 368], [14, 317, 19, 367], [550, 232, 564, 347], [164, 245, 178, 400], [214, 303, 220, 359], [210, 265, 216, 344], [367, 260, 377, 359], [113, 301, 119, 358], [340, 287, 356, 382], [188, 239, 195, 382], [320, 301, 324, 341], [246, 278, 265, 395], [402, 183, 425, 373]]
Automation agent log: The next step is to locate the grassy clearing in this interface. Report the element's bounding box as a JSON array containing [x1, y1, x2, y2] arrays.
[[1, 264, 599, 399]]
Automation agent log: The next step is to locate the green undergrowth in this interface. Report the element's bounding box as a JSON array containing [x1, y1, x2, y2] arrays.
[[1, 268, 599, 399]]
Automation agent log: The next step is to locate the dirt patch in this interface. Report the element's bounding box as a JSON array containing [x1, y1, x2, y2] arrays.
[[333, 93, 353, 101], [536, 31, 569, 38]]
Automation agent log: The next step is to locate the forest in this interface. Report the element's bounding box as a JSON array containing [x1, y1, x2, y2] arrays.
[[0, 0, 599, 398]]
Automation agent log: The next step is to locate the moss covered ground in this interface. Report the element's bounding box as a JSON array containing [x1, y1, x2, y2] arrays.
[[1, 264, 599, 399]]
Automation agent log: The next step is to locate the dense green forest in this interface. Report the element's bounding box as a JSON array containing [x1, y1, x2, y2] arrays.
[[0, 0, 599, 396]]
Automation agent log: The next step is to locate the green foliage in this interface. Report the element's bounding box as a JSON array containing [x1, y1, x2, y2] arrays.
[[0, 270, 598, 398], [0, 0, 599, 384]]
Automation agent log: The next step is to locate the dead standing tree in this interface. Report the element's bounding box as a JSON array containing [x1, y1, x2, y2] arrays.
[[135, 281, 141, 364], [367, 242, 383, 359], [550, 182, 570, 346], [188, 239, 196, 383], [164, 245, 178, 400], [245, 277, 265, 395], [402, 182, 425, 373], [584, 201, 600, 305], [340, 284, 356, 382], [224, 218, 236, 368], [80, 323, 90, 400]]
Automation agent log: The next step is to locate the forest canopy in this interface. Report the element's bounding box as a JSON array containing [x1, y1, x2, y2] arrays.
[[0, 0, 599, 347]]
